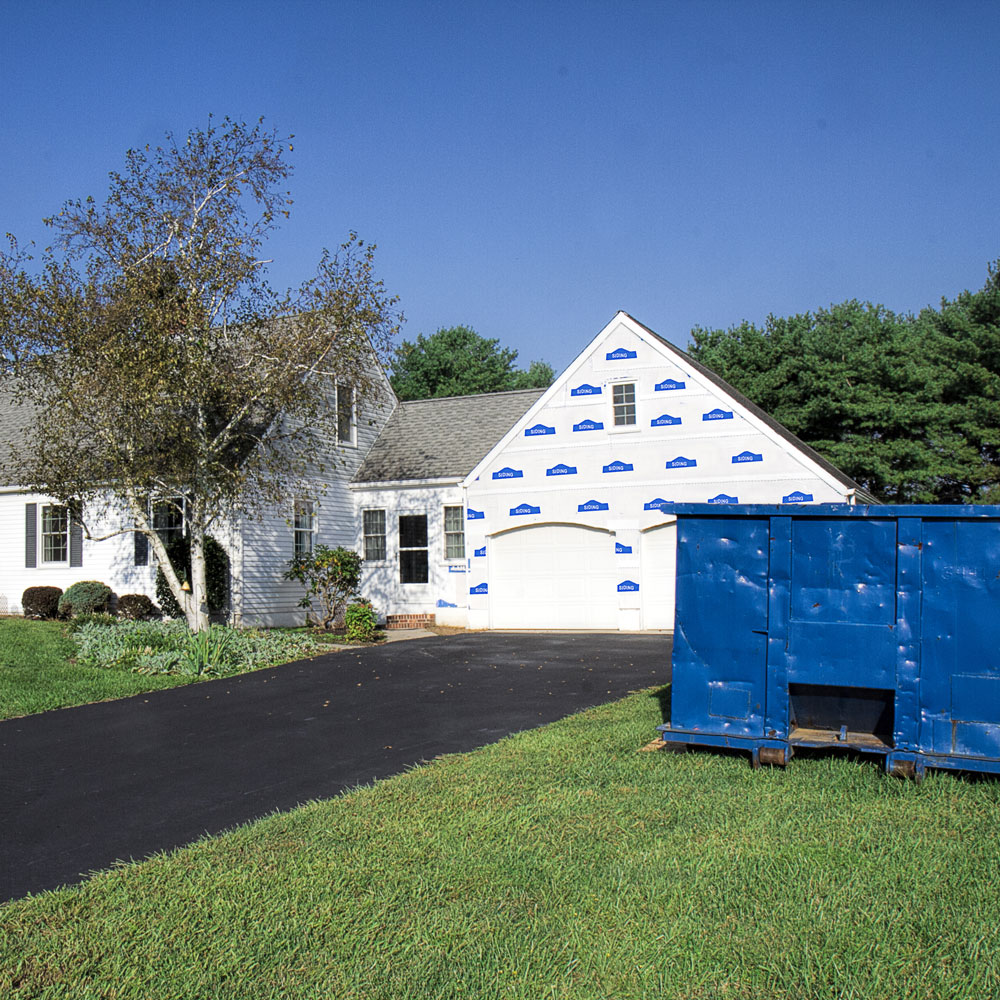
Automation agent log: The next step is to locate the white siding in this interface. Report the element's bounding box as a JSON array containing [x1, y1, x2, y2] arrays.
[[351, 482, 469, 626], [0, 491, 158, 615], [238, 383, 395, 627]]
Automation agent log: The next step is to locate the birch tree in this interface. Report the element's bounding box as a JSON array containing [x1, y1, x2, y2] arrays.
[[0, 116, 400, 630]]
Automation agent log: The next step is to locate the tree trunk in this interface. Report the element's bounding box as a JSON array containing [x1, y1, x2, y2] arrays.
[[188, 506, 211, 633], [125, 490, 197, 628]]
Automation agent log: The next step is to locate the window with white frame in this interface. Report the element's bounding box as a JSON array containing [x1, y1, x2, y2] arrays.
[[152, 497, 185, 543], [336, 384, 355, 445], [399, 514, 429, 584], [612, 382, 636, 426], [293, 499, 316, 557], [363, 508, 386, 561], [41, 504, 69, 563], [444, 506, 465, 560]]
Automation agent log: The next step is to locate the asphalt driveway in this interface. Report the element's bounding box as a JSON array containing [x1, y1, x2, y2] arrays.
[[0, 631, 669, 902]]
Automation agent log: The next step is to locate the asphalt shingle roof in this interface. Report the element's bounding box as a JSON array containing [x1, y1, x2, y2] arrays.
[[0, 383, 40, 487], [352, 388, 545, 483]]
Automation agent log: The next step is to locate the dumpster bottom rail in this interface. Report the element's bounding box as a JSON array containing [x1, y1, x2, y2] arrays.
[[655, 724, 1000, 780]]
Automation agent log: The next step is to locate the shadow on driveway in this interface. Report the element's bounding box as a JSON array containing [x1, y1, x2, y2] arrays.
[[0, 631, 670, 902]]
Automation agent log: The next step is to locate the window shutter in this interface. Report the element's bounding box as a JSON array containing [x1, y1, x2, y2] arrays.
[[69, 519, 83, 567], [25, 503, 37, 568], [134, 529, 149, 566]]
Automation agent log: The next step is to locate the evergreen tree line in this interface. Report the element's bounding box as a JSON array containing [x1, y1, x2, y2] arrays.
[[690, 260, 1000, 503]]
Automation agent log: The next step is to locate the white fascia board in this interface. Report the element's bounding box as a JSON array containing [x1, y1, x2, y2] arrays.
[[461, 311, 631, 488], [349, 477, 462, 491]]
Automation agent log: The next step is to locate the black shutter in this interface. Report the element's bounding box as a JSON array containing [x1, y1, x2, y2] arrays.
[[25, 503, 37, 568], [134, 530, 149, 566], [69, 517, 83, 568]]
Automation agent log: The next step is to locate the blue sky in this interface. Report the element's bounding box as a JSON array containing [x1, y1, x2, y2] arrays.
[[3, 1, 998, 373]]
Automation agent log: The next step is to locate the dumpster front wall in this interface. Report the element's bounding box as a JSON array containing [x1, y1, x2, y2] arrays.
[[668, 504, 1000, 771]]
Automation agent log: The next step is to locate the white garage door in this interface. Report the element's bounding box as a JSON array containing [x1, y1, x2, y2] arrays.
[[640, 521, 677, 631], [489, 523, 619, 629]]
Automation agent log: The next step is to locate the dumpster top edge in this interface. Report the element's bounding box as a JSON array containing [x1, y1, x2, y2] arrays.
[[666, 502, 1000, 518]]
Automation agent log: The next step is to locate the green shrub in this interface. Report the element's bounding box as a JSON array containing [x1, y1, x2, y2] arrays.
[[284, 545, 361, 629], [58, 581, 113, 618], [344, 599, 379, 642], [117, 593, 159, 620], [155, 534, 230, 618], [21, 586, 63, 620]]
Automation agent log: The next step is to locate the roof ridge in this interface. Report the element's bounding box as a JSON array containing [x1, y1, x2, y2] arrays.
[[398, 387, 547, 406]]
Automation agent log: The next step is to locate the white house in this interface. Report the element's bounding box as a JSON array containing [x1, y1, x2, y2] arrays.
[[352, 311, 870, 631], [0, 311, 869, 629]]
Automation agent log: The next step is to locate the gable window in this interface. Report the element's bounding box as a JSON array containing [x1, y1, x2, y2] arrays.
[[363, 508, 387, 561], [399, 514, 428, 584], [41, 505, 69, 563], [612, 383, 636, 426], [293, 499, 316, 558], [336, 384, 355, 445], [444, 506, 465, 560]]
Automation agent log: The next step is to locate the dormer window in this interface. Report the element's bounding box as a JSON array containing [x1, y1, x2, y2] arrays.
[[612, 383, 636, 426]]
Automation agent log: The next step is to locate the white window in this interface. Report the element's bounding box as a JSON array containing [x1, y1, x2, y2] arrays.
[[444, 506, 465, 560], [152, 497, 185, 543], [41, 505, 69, 563], [336, 384, 355, 445], [363, 509, 386, 561], [293, 499, 316, 558], [612, 382, 636, 426]]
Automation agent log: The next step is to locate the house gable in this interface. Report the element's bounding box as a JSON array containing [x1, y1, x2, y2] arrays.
[[460, 311, 864, 630]]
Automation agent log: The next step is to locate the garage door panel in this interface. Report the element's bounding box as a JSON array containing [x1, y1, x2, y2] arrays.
[[489, 523, 618, 629]]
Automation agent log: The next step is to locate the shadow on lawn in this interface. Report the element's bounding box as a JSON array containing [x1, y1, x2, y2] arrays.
[[648, 684, 671, 724]]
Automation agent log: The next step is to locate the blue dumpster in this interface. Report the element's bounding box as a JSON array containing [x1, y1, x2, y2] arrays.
[[657, 503, 1000, 778]]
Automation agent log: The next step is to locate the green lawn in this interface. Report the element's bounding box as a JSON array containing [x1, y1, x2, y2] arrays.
[[2, 688, 999, 999], [0, 618, 190, 719]]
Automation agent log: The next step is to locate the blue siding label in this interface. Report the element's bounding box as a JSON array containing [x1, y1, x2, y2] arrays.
[[448, 565, 466, 573], [524, 423, 555, 436], [492, 466, 523, 480], [602, 460, 633, 473], [578, 499, 609, 512], [570, 383, 602, 396], [732, 450, 763, 464], [573, 418, 604, 432], [708, 493, 739, 504], [510, 503, 541, 516], [655, 378, 686, 391], [437, 599, 457, 608], [474, 546, 486, 557], [615, 542, 632, 554], [469, 582, 488, 595], [667, 456, 697, 469], [467, 508, 485, 520], [782, 490, 814, 503], [546, 463, 577, 476], [703, 408, 734, 421], [606, 347, 637, 360], [644, 497, 671, 510], [617, 580, 640, 592], [651, 413, 681, 426]]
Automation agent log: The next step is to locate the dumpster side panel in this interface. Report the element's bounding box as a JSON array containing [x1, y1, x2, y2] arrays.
[[671, 516, 769, 736], [921, 519, 1000, 758]]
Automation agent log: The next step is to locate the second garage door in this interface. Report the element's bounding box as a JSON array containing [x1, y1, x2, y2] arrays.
[[488, 523, 619, 629]]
